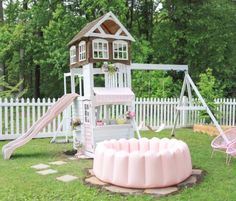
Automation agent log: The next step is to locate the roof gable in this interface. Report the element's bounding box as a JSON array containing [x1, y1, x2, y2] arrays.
[[68, 12, 135, 46]]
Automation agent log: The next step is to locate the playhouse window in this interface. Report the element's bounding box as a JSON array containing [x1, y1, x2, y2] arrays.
[[70, 46, 77, 64], [79, 41, 86, 61], [92, 39, 109, 59], [113, 40, 128, 60]]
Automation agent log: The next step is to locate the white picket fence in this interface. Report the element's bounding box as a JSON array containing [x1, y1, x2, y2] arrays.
[[0, 98, 66, 140], [0, 97, 235, 140], [135, 97, 236, 129]]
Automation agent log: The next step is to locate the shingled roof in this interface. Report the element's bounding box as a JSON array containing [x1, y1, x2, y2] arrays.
[[68, 12, 135, 47], [68, 14, 105, 46]]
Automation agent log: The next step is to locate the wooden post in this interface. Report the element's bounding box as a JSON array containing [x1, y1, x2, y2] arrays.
[[182, 96, 188, 127], [171, 73, 187, 137], [185, 73, 229, 143], [64, 74, 67, 94], [126, 64, 132, 88], [83, 63, 94, 98], [70, 68, 76, 94]]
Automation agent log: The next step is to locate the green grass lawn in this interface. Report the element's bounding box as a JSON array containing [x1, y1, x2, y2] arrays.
[[0, 129, 235, 201]]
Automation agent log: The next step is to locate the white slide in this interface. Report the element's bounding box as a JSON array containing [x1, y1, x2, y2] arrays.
[[2, 93, 79, 160]]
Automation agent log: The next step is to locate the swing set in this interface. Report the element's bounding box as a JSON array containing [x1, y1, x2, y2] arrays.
[[130, 63, 229, 143]]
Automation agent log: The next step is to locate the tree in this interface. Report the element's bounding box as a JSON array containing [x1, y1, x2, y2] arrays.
[[152, 0, 236, 96], [0, 0, 4, 91], [0, 0, 235, 98], [0, 76, 26, 98], [197, 68, 224, 123], [40, 4, 85, 97]]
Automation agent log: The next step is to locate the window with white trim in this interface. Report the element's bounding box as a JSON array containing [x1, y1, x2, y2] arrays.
[[79, 41, 86, 61], [92, 39, 109, 59], [70, 45, 77, 64], [113, 40, 128, 60]]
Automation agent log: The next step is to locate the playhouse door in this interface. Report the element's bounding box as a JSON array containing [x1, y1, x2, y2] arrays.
[[83, 101, 94, 153]]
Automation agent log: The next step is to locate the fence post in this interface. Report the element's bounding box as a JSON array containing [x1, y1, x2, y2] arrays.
[[182, 96, 188, 127]]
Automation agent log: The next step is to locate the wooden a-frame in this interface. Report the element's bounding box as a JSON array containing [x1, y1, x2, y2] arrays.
[[171, 71, 229, 143]]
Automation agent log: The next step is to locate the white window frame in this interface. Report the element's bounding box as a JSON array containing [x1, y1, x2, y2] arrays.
[[70, 45, 77, 64], [113, 40, 128, 60], [79, 41, 86, 61], [92, 39, 109, 59]]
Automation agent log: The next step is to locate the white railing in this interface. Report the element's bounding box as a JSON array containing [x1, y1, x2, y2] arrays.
[[0, 97, 235, 140]]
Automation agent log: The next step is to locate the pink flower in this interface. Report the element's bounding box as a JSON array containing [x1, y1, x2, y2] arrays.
[[126, 111, 135, 119]]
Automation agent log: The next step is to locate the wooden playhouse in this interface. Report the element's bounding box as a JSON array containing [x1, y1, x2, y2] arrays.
[[66, 11, 137, 157]]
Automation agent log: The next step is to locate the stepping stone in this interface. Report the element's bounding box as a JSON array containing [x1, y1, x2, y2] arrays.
[[76, 154, 92, 159], [177, 175, 197, 187], [192, 169, 203, 176], [56, 175, 78, 182], [68, 157, 77, 161], [85, 176, 107, 186], [31, 163, 50, 170], [105, 186, 142, 194], [49, 161, 67, 165], [144, 187, 178, 196], [88, 169, 94, 176], [37, 169, 58, 175]]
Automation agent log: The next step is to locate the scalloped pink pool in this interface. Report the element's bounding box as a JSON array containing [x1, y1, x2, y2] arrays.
[[93, 138, 192, 188]]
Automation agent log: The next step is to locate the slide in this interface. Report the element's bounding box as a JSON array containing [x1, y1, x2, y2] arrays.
[[2, 93, 79, 160]]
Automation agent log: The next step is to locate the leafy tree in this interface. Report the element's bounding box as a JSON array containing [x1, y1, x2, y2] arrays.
[[0, 76, 26, 98], [152, 0, 236, 97], [40, 4, 86, 97], [0, 0, 235, 98], [197, 68, 224, 123], [80, 0, 127, 21], [132, 70, 181, 98]]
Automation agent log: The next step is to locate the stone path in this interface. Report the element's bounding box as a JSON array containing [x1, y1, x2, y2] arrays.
[[31, 158, 205, 198], [37, 169, 58, 175], [85, 168, 205, 198], [144, 187, 178, 196], [49, 161, 67, 165], [31, 160, 78, 183], [31, 163, 50, 170], [56, 175, 78, 182], [85, 176, 107, 186], [68, 157, 77, 161], [104, 186, 143, 194]]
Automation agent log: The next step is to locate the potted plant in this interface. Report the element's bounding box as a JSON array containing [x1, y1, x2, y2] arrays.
[[71, 117, 82, 129], [125, 111, 135, 123], [96, 120, 105, 126], [101, 63, 118, 74]]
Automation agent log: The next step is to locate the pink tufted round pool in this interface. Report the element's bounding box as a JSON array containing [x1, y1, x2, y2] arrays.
[[93, 138, 192, 188]]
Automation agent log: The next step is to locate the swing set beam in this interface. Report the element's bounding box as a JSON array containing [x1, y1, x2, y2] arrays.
[[131, 63, 188, 71]]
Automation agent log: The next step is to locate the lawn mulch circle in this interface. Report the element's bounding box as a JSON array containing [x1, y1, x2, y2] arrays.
[[84, 168, 206, 198]]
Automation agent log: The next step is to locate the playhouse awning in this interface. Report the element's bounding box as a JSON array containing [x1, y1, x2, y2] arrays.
[[93, 87, 134, 105]]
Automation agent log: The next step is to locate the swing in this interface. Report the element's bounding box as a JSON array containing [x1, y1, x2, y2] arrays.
[[144, 71, 166, 133]]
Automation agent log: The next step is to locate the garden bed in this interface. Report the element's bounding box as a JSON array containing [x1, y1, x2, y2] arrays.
[[193, 124, 231, 136]]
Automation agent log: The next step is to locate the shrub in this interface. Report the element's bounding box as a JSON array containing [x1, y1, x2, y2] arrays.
[[197, 68, 224, 124]]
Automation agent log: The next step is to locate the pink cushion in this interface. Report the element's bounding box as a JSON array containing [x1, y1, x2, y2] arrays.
[[93, 138, 192, 188]]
